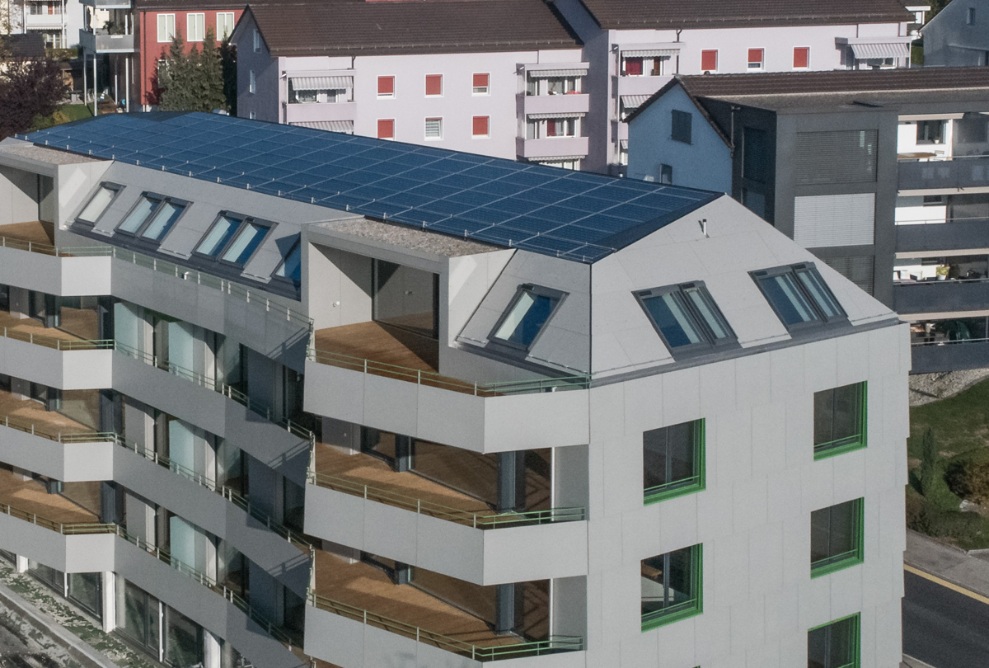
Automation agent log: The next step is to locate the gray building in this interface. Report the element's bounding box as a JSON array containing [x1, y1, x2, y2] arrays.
[[627, 68, 989, 373], [922, 0, 989, 66], [0, 112, 907, 667]]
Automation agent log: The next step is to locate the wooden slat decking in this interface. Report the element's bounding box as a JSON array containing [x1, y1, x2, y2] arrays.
[[0, 221, 55, 246], [0, 311, 97, 344], [0, 466, 99, 525], [313, 321, 439, 372]]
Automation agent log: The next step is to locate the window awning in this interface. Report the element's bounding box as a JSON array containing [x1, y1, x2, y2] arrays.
[[527, 112, 585, 120], [619, 140, 629, 150], [621, 95, 650, 110], [620, 43, 682, 58], [290, 120, 354, 133], [527, 68, 588, 79], [848, 42, 909, 60], [289, 76, 352, 91]]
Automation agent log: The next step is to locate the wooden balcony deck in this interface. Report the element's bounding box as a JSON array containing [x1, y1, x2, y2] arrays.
[[0, 221, 55, 246], [0, 310, 100, 344], [0, 389, 99, 437], [313, 321, 439, 372], [0, 466, 100, 524]]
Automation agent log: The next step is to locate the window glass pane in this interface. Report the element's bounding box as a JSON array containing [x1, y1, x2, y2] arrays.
[[494, 290, 559, 347], [640, 544, 700, 626], [642, 292, 702, 347], [78, 185, 115, 223], [221, 222, 267, 264], [119, 196, 157, 233], [196, 215, 240, 256], [644, 421, 696, 494], [761, 273, 817, 325], [141, 200, 184, 241], [275, 241, 302, 282], [810, 506, 832, 564], [815, 383, 863, 451], [683, 286, 729, 340], [796, 268, 843, 319]]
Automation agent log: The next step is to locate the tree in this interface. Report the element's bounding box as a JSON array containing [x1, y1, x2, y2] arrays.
[[157, 29, 229, 112], [0, 57, 67, 140]]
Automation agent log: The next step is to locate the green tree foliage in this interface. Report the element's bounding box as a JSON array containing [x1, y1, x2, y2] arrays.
[[157, 29, 230, 112], [0, 57, 68, 140]]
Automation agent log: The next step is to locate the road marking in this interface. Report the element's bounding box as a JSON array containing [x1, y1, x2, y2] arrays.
[[905, 564, 989, 606]]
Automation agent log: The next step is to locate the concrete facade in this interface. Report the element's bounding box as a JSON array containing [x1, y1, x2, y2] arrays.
[[922, 0, 989, 67]]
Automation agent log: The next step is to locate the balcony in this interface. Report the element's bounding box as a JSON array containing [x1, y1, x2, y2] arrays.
[[79, 29, 136, 54], [80, 0, 132, 7], [515, 136, 589, 162], [305, 441, 587, 583], [898, 155, 989, 193], [284, 101, 357, 125], [522, 93, 589, 118], [305, 322, 590, 454], [305, 549, 582, 666], [23, 13, 66, 28], [896, 219, 989, 255], [614, 73, 673, 97], [893, 277, 989, 316], [0, 223, 112, 296]]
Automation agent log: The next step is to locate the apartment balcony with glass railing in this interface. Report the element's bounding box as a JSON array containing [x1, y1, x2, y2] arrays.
[[898, 154, 989, 193]]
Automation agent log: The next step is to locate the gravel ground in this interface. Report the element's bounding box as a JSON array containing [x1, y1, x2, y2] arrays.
[[909, 369, 989, 406]]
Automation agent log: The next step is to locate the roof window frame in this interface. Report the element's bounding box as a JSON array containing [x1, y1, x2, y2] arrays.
[[75, 182, 122, 226], [488, 283, 567, 353], [751, 262, 847, 331], [635, 281, 737, 357], [115, 192, 189, 244], [193, 211, 272, 268]]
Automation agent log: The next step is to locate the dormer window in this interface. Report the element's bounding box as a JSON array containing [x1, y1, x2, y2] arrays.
[[195, 213, 270, 266], [76, 183, 120, 224], [636, 282, 735, 354], [491, 284, 565, 350], [117, 193, 187, 242], [751, 263, 845, 330]]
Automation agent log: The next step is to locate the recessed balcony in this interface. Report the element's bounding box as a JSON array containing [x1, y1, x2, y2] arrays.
[[0, 465, 103, 530], [898, 155, 989, 193], [0, 221, 55, 252]]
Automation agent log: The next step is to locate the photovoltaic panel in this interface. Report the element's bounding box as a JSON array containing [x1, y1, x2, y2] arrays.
[[23, 112, 719, 263]]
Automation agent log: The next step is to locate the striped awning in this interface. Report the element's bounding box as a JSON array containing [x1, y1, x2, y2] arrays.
[[621, 43, 682, 58], [290, 120, 354, 133], [527, 68, 588, 79], [527, 112, 585, 120], [848, 42, 909, 60], [289, 76, 352, 91], [621, 95, 650, 110]]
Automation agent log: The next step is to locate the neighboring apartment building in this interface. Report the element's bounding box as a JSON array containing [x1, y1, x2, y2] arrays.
[[79, 0, 242, 112], [0, 111, 908, 668], [922, 0, 989, 66], [21, 0, 84, 50], [233, 0, 591, 169], [626, 68, 989, 374], [551, 0, 919, 174]]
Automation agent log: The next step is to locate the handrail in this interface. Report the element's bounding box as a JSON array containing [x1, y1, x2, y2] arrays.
[[0, 413, 114, 444], [912, 335, 989, 348], [308, 470, 584, 529], [308, 591, 582, 661], [308, 348, 590, 397], [0, 326, 114, 351], [0, 501, 116, 534], [0, 235, 312, 328]]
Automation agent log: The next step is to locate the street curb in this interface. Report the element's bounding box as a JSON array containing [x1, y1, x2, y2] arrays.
[[0, 579, 120, 668]]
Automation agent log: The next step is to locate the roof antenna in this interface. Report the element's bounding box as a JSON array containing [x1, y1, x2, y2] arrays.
[[699, 218, 708, 238]]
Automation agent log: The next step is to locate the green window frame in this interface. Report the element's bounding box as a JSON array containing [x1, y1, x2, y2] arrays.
[[811, 498, 864, 577], [641, 544, 703, 630], [643, 419, 705, 503], [813, 382, 866, 459], [808, 613, 860, 668]]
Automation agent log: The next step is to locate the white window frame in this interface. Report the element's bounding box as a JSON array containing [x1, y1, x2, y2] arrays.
[[157, 14, 175, 43], [424, 117, 443, 140], [187, 13, 205, 42], [747, 48, 765, 71], [217, 12, 234, 40]]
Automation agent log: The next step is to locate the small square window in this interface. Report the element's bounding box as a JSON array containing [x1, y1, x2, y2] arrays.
[[424, 117, 443, 140], [472, 115, 489, 137], [700, 49, 718, 72], [814, 382, 866, 458], [811, 498, 864, 576], [808, 614, 860, 668], [490, 284, 565, 350], [425, 74, 442, 96], [377, 76, 395, 98], [751, 263, 846, 330], [635, 282, 735, 354], [671, 110, 692, 144], [641, 544, 702, 630], [967, 6, 975, 24], [644, 419, 704, 502], [472, 72, 489, 94], [377, 119, 394, 140], [117, 194, 186, 243], [748, 48, 764, 70], [76, 183, 119, 224], [794, 47, 810, 69]]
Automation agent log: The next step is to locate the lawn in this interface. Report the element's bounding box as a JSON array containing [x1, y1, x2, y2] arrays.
[[909, 377, 989, 460]]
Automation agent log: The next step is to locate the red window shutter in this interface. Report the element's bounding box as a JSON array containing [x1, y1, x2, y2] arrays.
[[377, 76, 394, 96], [472, 116, 489, 136], [425, 74, 442, 96], [472, 73, 489, 90], [700, 50, 718, 72], [793, 47, 810, 68], [748, 48, 763, 65], [377, 119, 394, 139], [625, 57, 643, 75]]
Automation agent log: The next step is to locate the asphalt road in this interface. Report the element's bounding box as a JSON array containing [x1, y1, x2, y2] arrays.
[[903, 570, 989, 668]]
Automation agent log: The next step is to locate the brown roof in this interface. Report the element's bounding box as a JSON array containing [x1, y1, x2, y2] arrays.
[[135, 0, 246, 9], [246, 0, 580, 56], [578, 0, 913, 29]]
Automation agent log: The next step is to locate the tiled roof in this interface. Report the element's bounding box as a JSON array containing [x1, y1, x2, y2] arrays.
[[246, 0, 580, 56], [134, 0, 244, 9], [578, 0, 913, 29]]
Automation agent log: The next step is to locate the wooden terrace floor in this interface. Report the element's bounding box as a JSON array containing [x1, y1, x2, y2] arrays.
[[0, 221, 55, 246], [0, 466, 99, 525], [313, 322, 439, 372], [0, 389, 97, 437]]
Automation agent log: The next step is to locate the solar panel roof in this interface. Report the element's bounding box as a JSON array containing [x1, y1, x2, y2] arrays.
[[22, 112, 719, 264]]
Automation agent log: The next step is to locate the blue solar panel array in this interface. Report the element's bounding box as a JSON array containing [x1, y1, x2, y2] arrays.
[[23, 113, 718, 263]]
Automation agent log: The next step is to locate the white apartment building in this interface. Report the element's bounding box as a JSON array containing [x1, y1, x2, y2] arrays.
[[1, 0, 84, 49], [0, 112, 907, 668]]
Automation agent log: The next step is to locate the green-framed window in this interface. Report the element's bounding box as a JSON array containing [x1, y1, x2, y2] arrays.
[[643, 419, 705, 503], [811, 498, 864, 576], [808, 613, 860, 668], [641, 544, 702, 630], [813, 382, 866, 459]]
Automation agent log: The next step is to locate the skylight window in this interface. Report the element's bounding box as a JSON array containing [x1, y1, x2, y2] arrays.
[[77, 183, 119, 224], [274, 240, 302, 285], [117, 193, 187, 242], [195, 214, 271, 267], [636, 282, 735, 353], [491, 284, 565, 350], [751, 263, 846, 329]]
